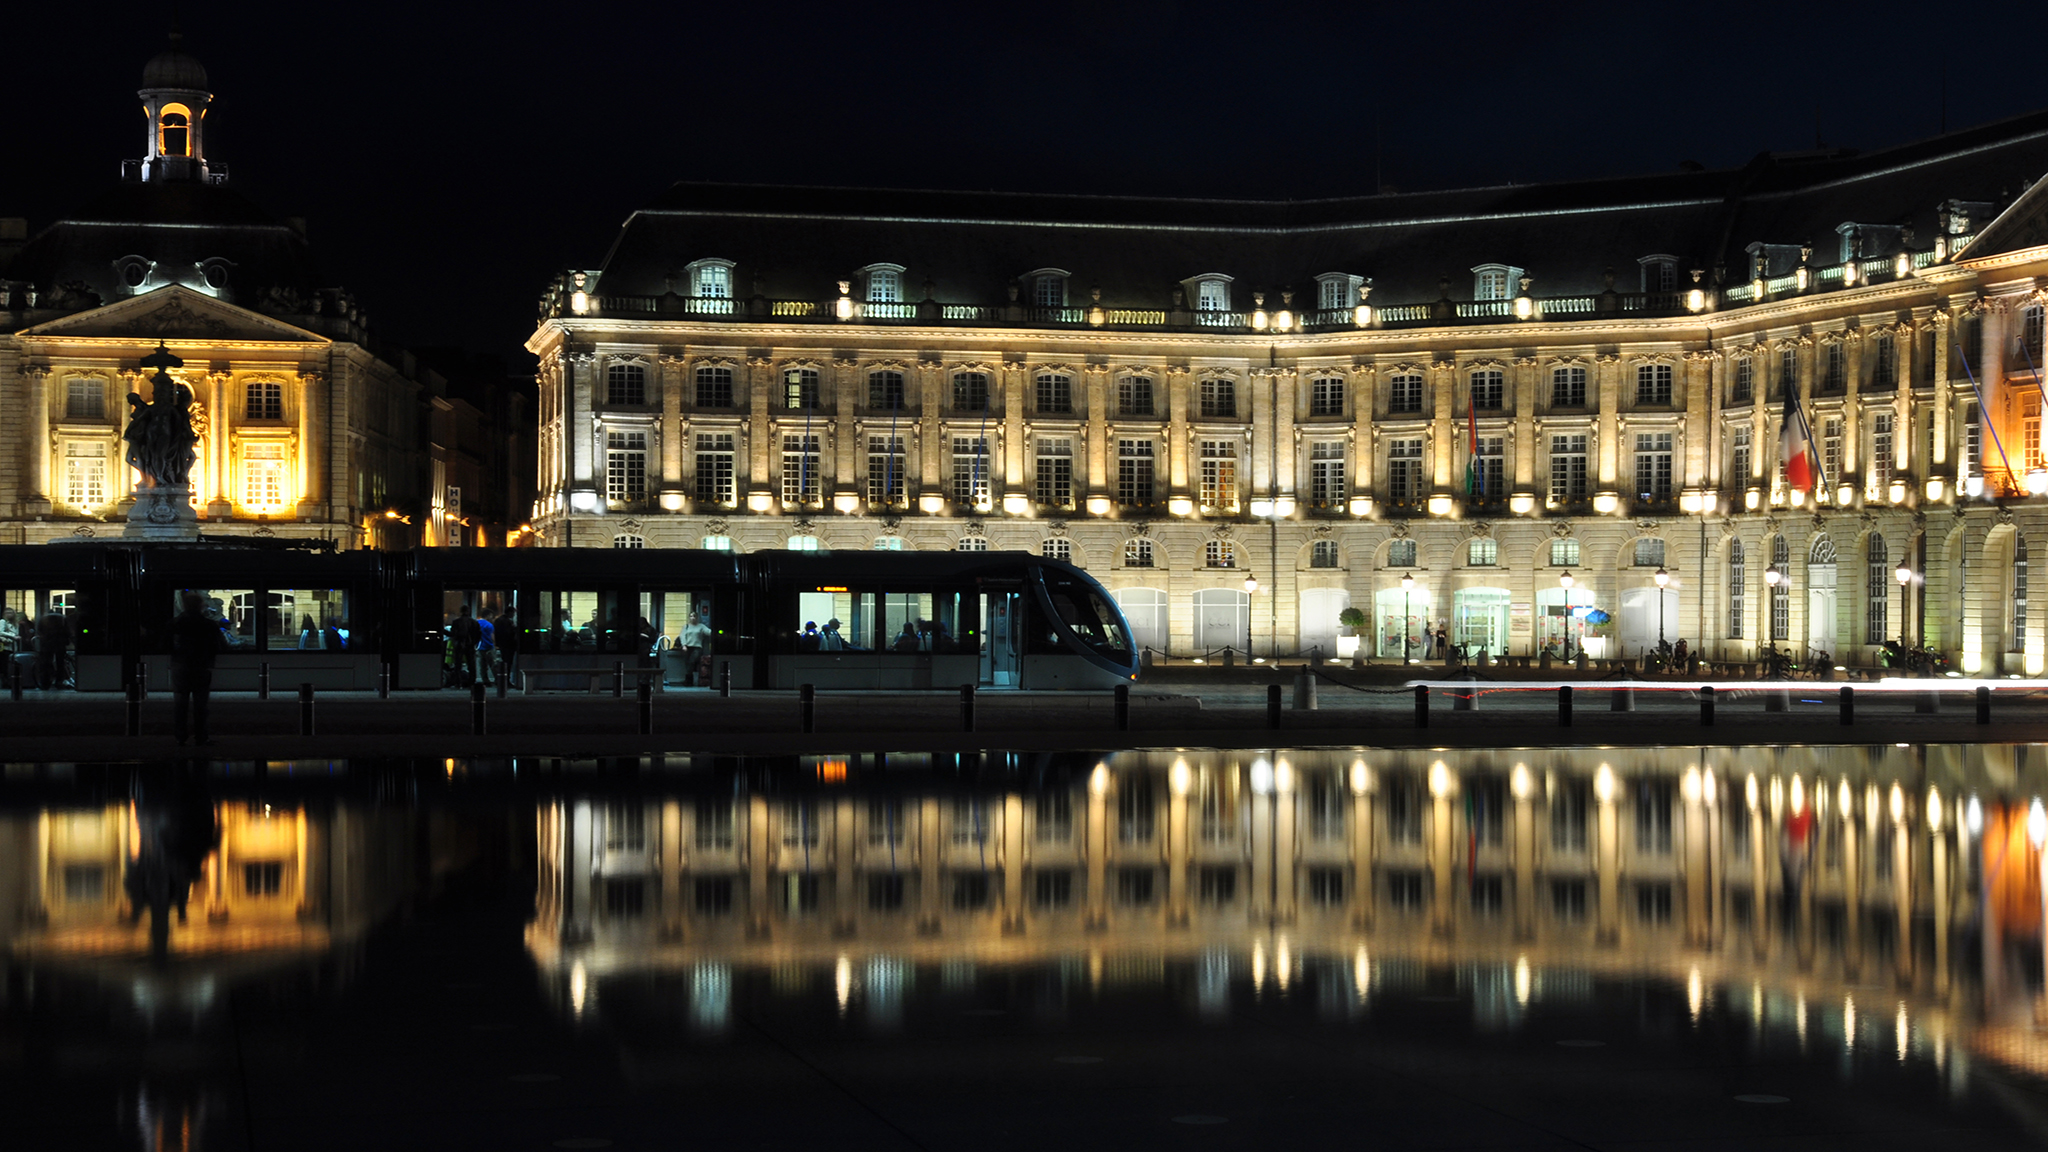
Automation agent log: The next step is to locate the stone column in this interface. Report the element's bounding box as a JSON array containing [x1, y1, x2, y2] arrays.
[[1684, 351, 1712, 490], [834, 359, 859, 499], [1167, 368, 1191, 502], [1250, 370, 1275, 497], [748, 356, 774, 504], [296, 369, 324, 519], [209, 367, 232, 516], [660, 355, 685, 497], [1002, 362, 1026, 505], [1431, 360, 1455, 492], [918, 360, 943, 502], [1844, 334, 1865, 495], [23, 365, 49, 513], [1352, 367, 1375, 504], [1084, 366, 1109, 507], [1274, 368, 1298, 499], [567, 352, 595, 497], [1595, 354, 1621, 490], [1514, 357, 1538, 491], [1931, 312, 1953, 479]]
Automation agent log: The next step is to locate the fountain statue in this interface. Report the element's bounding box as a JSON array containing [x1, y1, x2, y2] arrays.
[[122, 341, 202, 540]]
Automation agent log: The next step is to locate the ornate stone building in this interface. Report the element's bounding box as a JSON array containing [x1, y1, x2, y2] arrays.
[[532, 115, 2048, 672], [0, 39, 526, 551]]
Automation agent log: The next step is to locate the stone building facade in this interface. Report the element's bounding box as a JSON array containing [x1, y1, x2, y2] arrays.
[[531, 115, 2048, 673]]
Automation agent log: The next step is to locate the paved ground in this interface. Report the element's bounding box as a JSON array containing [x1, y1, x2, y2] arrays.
[[6, 675, 2048, 759]]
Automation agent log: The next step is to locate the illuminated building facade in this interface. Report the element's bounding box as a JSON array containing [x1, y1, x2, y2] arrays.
[[533, 116, 2048, 671], [0, 39, 525, 550]]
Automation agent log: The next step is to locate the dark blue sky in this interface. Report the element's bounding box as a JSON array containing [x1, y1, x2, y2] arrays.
[[8, 1, 2045, 363]]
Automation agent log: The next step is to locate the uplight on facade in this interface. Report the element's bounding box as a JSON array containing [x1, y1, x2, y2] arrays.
[[1509, 493, 1536, 514], [1001, 493, 1030, 515], [1426, 494, 1454, 516], [918, 494, 946, 514], [1592, 492, 1619, 514], [1348, 496, 1373, 517], [1086, 496, 1113, 516], [1168, 497, 1194, 516]]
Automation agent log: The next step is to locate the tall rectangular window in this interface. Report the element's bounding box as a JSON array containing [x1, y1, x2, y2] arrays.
[[243, 442, 288, 509], [1472, 436, 1503, 500], [866, 435, 905, 506], [1034, 275, 1064, 308], [1732, 358, 1753, 404], [1200, 378, 1236, 418], [1866, 537, 1890, 644], [1874, 336, 1897, 387], [1551, 366, 1585, 408], [1117, 440, 1155, 507], [63, 441, 106, 507], [607, 363, 646, 406], [866, 268, 901, 303], [606, 431, 647, 502], [1823, 417, 1842, 489], [1636, 363, 1673, 405], [1727, 541, 1745, 639], [1389, 373, 1424, 414], [65, 378, 105, 419], [783, 367, 820, 409], [868, 371, 905, 410], [1633, 432, 1673, 503], [1779, 347, 1799, 397], [2027, 305, 2047, 362], [1196, 279, 1228, 313], [781, 433, 820, 505], [1310, 377, 1345, 416], [1199, 440, 1237, 511], [1118, 377, 1154, 417], [1388, 438, 1424, 502], [1771, 537, 1791, 641], [1731, 426, 1751, 484], [1470, 369, 1504, 411], [1036, 373, 1071, 414], [1874, 413, 1897, 485], [244, 380, 283, 420], [1550, 434, 1588, 506], [694, 366, 734, 408], [1823, 343, 1846, 391], [1966, 402, 1982, 472], [1309, 441, 1345, 507], [694, 264, 730, 298], [1035, 438, 1073, 508], [1319, 277, 1350, 310], [2021, 395, 2042, 473], [952, 372, 990, 412], [693, 433, 734, 505], [951, 436, 990, 505]]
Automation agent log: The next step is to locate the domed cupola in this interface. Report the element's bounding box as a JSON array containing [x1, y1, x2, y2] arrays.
[[134, 32, 216, 184]]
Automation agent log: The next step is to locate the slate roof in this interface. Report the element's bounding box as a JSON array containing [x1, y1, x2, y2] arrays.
[[591, 109, 2048, 311]]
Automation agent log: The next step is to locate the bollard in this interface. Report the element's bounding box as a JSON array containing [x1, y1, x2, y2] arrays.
[[798, 683, 816, 732], [1558, 684, 1574, 726], [298, 683, 315, 736], [1764, 685, 1790, 712], [719, 662, 732, 698], [378, 664, 391, 699], [258, 661, 270, 700], [1839, 685, 1854, 725], [613, 661, 625, 699], [1222, 647, 1235, 669], [1977, 685, 1991, 725], [1415, 684, 1429, 728], [1610, 683, 1636, 712], [961, 683, 976, 732], [637, 679, 653, 735], [471, 681, 487, 735], [125, 681, 142, 736], [1114, 683, 1131, 731], [1293, 666, 1317, 710], [1267, 683, 1282, 730], [1452, 673, 1476, 712], [497, 664, 508, 699], [1700, 685, 1715, 726]]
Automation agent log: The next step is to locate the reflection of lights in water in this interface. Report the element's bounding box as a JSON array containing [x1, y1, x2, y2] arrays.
[[1198, 950, 1231, 1019], [1687, 968, 1702, 1022], [1839, 778, 1853, 819], [1796, 991, 1808, 1046], [690, 964, 730, 1033], [1889, 783, 1906, 825], [1926, 788, 1943, 833], [1511, 764, 1533, 800], [1680, 767, 1700, 804], [1843, 995, 1857, 1052], [570, 961, 588, 1018], [1431, 761, 1454, 799], [865, 957, 906, 1029], [834, 955, 851, 1015], [1251, 940, 1267, 992], [2029, 799, 2048, 848], [1088, 951, 1103, 989], [1751, 982, 1763, 1030], [1089, 763, 1110, 795], [1353, 945, 1371, 1004], [1274, 758, 1293, 794], [1745, 774, 1760, 811], [1768, 776, 1783, 819], [1350, 760, 1370, 794], [1789, 775, 1804, 816], [1865, 783, 1880, 823], [1966, 795, 1983, 836], [1275, 936, 1291, 993], [1170, 758, 1190, 796], [1250, 759, 1274, 795], [1703, 770, 1716, 806], [1896, 1002, 1909, 1063], [1513, 956, 1531, 1006]]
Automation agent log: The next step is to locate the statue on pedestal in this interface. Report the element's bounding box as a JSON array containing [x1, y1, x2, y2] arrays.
[[123, 342, 202, 539]]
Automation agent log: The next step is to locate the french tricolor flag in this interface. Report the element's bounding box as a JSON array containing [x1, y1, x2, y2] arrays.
[[1782, 390, 1818, 493]]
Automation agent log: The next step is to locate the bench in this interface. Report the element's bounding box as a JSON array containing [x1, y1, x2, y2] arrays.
[[521, 664, 667, 694]]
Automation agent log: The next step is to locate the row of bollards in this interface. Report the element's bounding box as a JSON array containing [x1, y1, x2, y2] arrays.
[[1424, 681, 1996, 729]]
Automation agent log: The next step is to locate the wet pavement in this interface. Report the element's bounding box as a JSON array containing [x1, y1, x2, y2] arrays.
[[4, 747, 2048, 1150]]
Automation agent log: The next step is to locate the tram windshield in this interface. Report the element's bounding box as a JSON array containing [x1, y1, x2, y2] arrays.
[[1032, 569, 1130, 657]]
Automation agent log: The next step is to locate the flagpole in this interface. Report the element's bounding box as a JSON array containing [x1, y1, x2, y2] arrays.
[[1957, 346, 2016, 487]]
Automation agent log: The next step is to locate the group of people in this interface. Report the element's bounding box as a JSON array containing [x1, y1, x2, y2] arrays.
[[444, 604, 513, 689], [796, 617, 959, 653], [0, 605, 77, 690]]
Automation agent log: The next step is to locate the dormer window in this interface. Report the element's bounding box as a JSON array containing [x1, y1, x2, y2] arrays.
[[159, 106, 191, 157], [1316, 273, 1363, 312], [1471, 264, 1522, 301], [863, 265, 904, 304], [691, 260, 733, 299], [1638, 255, 1678, 293], [1189, 274, 1233, 323], [1026, 269, 1069, 309]]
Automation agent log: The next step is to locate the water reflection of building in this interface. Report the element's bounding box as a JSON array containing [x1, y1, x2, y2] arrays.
[[526, 747, 2048, 1079]]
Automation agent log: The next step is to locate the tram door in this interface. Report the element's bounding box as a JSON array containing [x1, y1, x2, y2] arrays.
[[983, 590, 1022, 687]]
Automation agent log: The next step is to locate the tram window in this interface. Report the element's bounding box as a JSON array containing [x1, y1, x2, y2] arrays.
[[172, 589, 247, 647], [278, 589, 350, 650], [799, 591, 874, 652], [560, 591, 603, 649], [927, 591, 977, 654], [1032, 588, 1129, 654], [881, 592, 936, 652]]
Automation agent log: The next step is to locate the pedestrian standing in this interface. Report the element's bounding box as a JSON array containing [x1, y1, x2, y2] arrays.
[[679, 607, 713, 686], [170, 591, 225, 746], [449, 605, 481, 687], [35, 608, 68, 690], [476, 611, 497, 685]]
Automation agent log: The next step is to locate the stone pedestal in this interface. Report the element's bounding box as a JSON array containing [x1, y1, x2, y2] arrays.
[[124, 486, 200, 541]]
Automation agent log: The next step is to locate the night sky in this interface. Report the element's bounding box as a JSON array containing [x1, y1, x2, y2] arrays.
[[9, 1, 2048, 369]]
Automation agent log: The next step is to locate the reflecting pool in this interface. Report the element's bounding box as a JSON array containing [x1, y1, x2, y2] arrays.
[[5, 746, 2048, 1150]]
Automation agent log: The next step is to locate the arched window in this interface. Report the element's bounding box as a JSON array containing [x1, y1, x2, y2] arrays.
[[159, 105, 191, 156], [1866, 533, 1889, 644], [1206, 540, 1236, 568], [1467, 539, 1497, 566], [787, 535, 820, 551], [957, 536, 989, 552], [2012, 535, 2028, 654], [1550, 538, 1580, 567], [1727, 540, 1745, 639], [1042, 538, 1072, 561], [700, 535, 734, 551], [613, 534, 645, 549], [1770, 536, 1790, 641], [1124, 539, 1154, 568], [873, 536, 905, 551], [1311, 540, 1340, 569], [1387, 539, 1417, 567], [1633, 538, 1666, 567]]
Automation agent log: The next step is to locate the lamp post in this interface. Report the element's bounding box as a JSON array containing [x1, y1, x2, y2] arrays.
[[1764, 565, 1783, 671], [1559, 570, 1576, 659], [1654, 565, 1670, 651], [1401, 572, 1415, 664], [1243, 572, 1258, 660], [1895, 560, 1911, 649]]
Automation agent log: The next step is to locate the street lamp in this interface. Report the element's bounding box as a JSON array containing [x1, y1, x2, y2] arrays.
[[1894, 560, 1912, 648], [1243, 572, 1258, 660], [1654, 566, 1670, 651], [1764, 565, 1783, 671], [1558, 570, 1576, 659], [1400, 572, 1416, 664]]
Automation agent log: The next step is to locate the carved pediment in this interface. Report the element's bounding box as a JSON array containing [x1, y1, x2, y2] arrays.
[[18, 285, 330, 346], [705, 517, 730, 535], [1552, 521, 1573, 538]]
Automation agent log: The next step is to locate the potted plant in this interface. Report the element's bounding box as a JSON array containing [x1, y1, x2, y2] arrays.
[[1337, 606, 1366, 661]]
